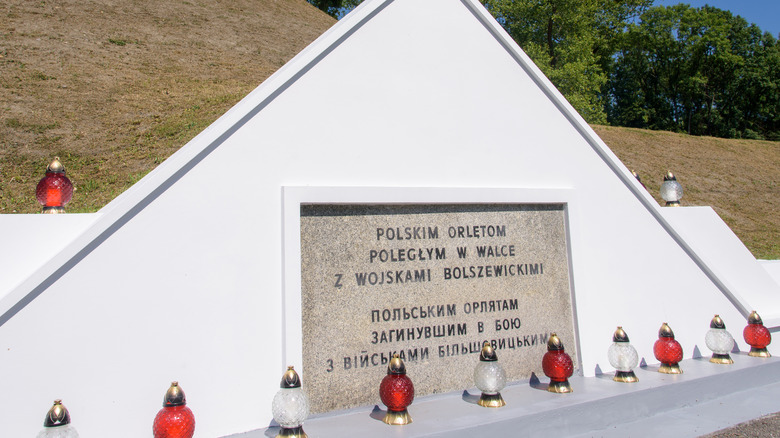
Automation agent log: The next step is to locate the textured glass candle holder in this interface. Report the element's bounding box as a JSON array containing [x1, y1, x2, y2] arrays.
[[744, 311, 772, 358], [660, 171, 683, 206], [474, 341, 507, 407], [272, 367, 310, 438], [705, 315, 735, 364], [153, 382, 195, 438], [542, 333, 574, 393], [37, 425, 80, 438], [608, 327, 639, 382], [36, 157, 73, 214], [654, 323, 683, 374], [380, 354, 414, 425]]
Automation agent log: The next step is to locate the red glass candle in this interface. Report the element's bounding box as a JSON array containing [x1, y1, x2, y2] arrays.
[[153, 382, 195, 438], [654, 323, 683, 374], [379, 354, 414, 425], [36, 157, 73, 213], [542, 333, 574, 393], [744, 311, 772, 357]]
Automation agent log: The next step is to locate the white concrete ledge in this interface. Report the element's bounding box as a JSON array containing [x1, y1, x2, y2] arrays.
[[224, 354, 780, 437]]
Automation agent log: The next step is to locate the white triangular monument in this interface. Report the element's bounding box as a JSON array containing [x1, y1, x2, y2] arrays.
[[1, 0, 779, 436]]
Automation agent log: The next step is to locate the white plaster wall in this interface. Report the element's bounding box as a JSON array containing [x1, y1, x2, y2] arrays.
[[0, 0, 772, 436], [661, 207, 780, 325], [761, 260, 780, 288], [0, 214, 98, 297]]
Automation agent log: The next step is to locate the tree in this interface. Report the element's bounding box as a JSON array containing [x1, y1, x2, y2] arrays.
[[307, 0, 362, 18], [308, 0, 650, 123], [719, 18, 779, 139], [482, 0, 650, 124], [308, 0, 778, 139], [607, 5, 779, 139]]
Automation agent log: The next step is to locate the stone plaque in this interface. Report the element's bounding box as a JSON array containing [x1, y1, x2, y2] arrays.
[[300, 204, 576, 413]]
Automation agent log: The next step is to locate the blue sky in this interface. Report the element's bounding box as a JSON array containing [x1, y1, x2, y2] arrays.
[[654, 0, 779, 36]]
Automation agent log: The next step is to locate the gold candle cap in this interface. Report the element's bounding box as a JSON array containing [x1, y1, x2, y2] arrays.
[[663, 171, 676, 181], [748, 310, 763, 325], [613, 326, 630, 343], [47, 157, 66, 173], [479, 341, 498, 361], [547, 333, 564, 351], [163, 381, 187, 407], [280, 366, 302, 389], [658, 323, 675, 338], [710, 315, 726, 329], [43, 399, 71, 428], [387, 354, 406, 375]]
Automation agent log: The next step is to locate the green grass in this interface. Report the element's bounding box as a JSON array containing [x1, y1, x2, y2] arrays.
[[107, 37, 139, 46]]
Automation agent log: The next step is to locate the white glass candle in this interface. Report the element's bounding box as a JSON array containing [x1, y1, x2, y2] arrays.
[[706, 315, 735, 364], [271, 366, 310, 436], [608, 327, 639, 382], [37, 425, 79, 438], [474, 342, 507, 407], [661, 171, 683, 205]]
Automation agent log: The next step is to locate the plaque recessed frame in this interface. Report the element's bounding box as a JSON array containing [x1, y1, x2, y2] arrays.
[[282, 187, 582, 412]]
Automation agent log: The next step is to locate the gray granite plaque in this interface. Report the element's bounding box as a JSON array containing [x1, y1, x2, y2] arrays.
[[300, 204, 577, 413]]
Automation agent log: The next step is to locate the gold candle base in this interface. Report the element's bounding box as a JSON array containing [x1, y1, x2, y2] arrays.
[[710, 353, 734, 364], [383, 409, 412, 425], [478, 392, 506, 408], [659, 363, 683, 374], [749, 347, 771, 358], [613, 370, 638, 383], [42, 206, 65, 214], [277, 426, 308, 438], [547, 380, 573, 393]]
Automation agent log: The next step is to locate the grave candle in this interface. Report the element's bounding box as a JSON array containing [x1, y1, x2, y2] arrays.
[[474, 341, 507, 407], [660, 171, 683, 206], [608, 326, 639, 383], [542, 333, 574, 393], [153, 382, 195, 438], [705, 315, 735, 364], [744, 311, 772, 358], [271, 366, 310, 438], [36, 157, 73, 214], [654, 323, 683, 374], [379, 354, 414, 425]]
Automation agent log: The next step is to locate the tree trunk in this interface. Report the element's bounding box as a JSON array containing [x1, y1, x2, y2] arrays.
[[547, 5, 556, 67]]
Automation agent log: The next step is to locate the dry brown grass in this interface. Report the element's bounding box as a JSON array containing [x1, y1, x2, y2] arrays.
[[1, 0, 335, 211], [0, 1, 777, 259], [594, 125, 780, 259]]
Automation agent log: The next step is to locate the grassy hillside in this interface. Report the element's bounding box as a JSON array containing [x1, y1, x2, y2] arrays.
[[1, 0, 778, 259], [1, 0, 335, 210], [594, 125, 779, 259]]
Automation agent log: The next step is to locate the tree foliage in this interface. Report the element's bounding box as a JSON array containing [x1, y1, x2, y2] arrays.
[[482, 0, 651, 124], [607, 5, 779, 139], [307, 0, 362, 18], [310, 0, 778, 139]]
